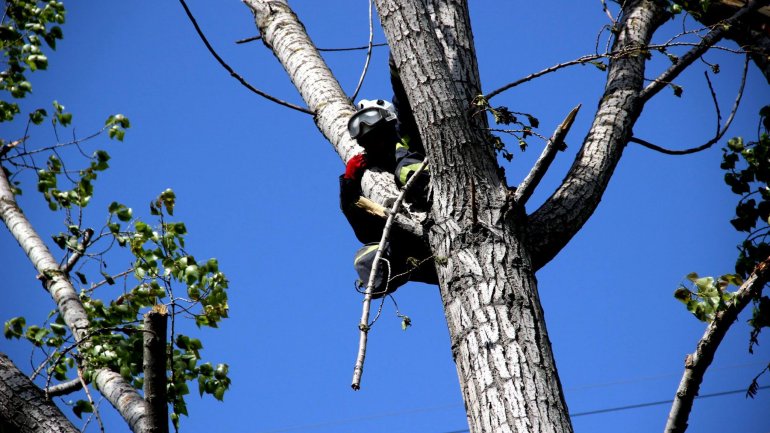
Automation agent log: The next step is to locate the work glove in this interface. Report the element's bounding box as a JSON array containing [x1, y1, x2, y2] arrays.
[[344, 153, 368, 180]]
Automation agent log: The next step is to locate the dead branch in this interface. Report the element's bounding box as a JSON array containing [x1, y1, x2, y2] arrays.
[[354, 196, 424, 237], [177, 0, 313, 115], [640, 0, 767, 103], [664, 256, 770, 433], [351, 160, 429, 391], [515, 104, 581, 207], [631, 54, 748, 155]]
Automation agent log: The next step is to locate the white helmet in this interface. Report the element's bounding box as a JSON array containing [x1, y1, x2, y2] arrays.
[[348, 99, 397, 140]]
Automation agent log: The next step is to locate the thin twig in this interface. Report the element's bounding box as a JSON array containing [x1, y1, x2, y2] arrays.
[[177, 0, 314, 115], [318, 42, 388, 52], [515, 105, 581, 206], [350, 0, 375, 102], [62, 228, 93, 274], [630, 54, 748, 155], [600, 0, 617, 24], [351, 160, 429, 390], [77, 364, 105, 433], [235, 34, 261, 44], [485, 54, 606, 100], [640, 0, 766, 103], [664, 256, 770, 433]]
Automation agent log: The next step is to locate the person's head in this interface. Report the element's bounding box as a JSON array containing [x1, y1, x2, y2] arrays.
[[348, 99, 398, 164]]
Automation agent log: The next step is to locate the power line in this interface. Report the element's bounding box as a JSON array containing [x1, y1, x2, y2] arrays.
[[442, 385, 770, 433]]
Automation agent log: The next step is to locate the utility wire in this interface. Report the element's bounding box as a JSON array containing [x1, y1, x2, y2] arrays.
[[442, 385, 770, 433]]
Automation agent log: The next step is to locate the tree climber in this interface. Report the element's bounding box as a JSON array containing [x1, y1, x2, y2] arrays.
[[341, 90, 436, 298]]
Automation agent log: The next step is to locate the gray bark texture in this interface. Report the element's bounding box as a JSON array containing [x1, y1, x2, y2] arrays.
[[244, 0, 738, 432], [0, 352, 78, 433], [0, 169, 152, 433]]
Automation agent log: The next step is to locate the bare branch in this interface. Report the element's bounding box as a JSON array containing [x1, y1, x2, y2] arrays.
[[640, 0, 767, 103], [515, 104, 581, 207], [350, 0, 375, 102], [61, 228, 93, 274], [353, 196, 424, 237], [665, 256, 770, 433], [235, 34, 261, 44], [485, 54, 606, 101], [631, 54, 748, 155], [177, 0, 313, 115], [351, 161, 428, 391], [45, 378, 83, 397]]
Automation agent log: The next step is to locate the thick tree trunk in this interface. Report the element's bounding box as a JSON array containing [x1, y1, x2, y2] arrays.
[[375, 1, 572, 431], [0, 353, 78, 433]]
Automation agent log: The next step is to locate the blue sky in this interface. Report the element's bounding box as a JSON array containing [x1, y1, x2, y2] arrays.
[[1, 1, 769, 433]]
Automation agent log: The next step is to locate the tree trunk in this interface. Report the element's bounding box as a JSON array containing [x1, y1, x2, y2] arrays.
[[0, 353, 78, 433], [375, 1, 572, 431]]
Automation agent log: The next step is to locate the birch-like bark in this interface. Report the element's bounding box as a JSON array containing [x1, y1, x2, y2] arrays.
[[377, 1, 573, 432], [244, 0, 402, 209], [0, 169, 152, 433], [0, 352, 78, 433], [526, 0, 669, 270], [664, 257, 770, 433]]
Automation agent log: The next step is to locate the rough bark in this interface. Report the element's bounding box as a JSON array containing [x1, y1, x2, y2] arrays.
[[0, 169, 152, 433], [526, 0, 669, 270], [0, 353, 78, 433], [376, 1, 574, 432], [144, 308, 169, 433], [664, 257, 770, 433]]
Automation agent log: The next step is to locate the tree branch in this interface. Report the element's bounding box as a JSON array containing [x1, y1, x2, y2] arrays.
[[177, 0, 313, 115], [0, 168, 151, 432], [664, 256, 770, 433], [526, 0, 669, 270], [45, 378, 83, 397], [514, 104, 581, 207], [351, 160, 428, 391], [143, 306, 168, 433], [0, 352, 79, 433], [640, 0, 767, 103], [61, 228, 93, 274], [631, 53, 748, 155], [243, 0, 426, 229]]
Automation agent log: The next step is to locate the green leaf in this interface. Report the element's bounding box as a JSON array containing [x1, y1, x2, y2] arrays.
[[73, 400, 93, 419]]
